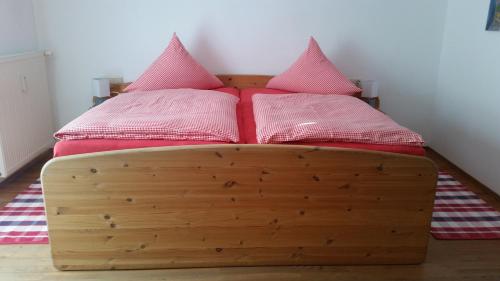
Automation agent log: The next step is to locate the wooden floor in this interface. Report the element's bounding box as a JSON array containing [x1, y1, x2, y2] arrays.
[[0, 148, 499, 281]]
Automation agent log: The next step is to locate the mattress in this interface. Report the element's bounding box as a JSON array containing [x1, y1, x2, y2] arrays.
[[239, 88, 425, 156]]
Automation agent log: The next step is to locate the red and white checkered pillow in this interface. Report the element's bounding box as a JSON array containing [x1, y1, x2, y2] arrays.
[[55, 89, 239, 143], [253, 93, 424, 146], [266, 37, 362, 96], [125, 33, 223, 92]]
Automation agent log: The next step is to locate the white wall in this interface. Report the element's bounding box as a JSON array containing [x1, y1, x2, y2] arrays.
[[33, 0, 448, 136], [431, 0, 500, 194], [0, 0, 37, 55]]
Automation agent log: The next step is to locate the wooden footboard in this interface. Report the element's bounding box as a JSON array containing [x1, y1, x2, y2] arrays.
[[41, 145, 437, 270]]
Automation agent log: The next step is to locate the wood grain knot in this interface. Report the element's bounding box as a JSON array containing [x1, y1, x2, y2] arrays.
[[339, 184, 350, 189], [224, 180, 237, 188], [126, 198, 134, 202], [103, 214, 111, 220], [123, 163, 129, 168], [90, 168, 97, 174], [376, 164, 384, 172], [235, 147, 241, 151], [55, 207, 65, 215], [215, 248, 223, 253], [215, 152, 223, 158], [261, 170, 270, 175], [299, 210, 306, 216], [110, 223, 116, 228], [297, 154, 305, 159], [312, 175, 320, 181], [326, 239, 334, 245]]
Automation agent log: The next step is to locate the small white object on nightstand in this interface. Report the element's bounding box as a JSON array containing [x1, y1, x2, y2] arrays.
[[92, 78, 111, 98], [360, 80, 379, 98]]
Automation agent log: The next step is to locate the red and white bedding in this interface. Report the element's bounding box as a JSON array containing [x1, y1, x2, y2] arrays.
[[239, 88, 425, 156], [55, 88, 240, 143], [54, 87, 426, 157], [252, 93, 424, 146]]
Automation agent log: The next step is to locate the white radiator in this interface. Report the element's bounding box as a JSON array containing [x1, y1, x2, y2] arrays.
[[0, 52, 54, 181]]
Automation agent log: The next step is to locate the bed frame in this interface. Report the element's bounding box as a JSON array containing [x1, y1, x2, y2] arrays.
[[41, 75, 437, 270]]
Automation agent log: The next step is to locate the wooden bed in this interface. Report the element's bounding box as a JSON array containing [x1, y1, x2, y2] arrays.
[[41, 75, 437, 270]]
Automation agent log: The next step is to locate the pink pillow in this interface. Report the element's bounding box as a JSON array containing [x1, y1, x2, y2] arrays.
[[125, 33, 223, 92], [266, 37, 362, 96]]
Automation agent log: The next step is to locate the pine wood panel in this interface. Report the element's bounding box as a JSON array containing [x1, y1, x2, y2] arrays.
[[41, 144, 437, 270], [110, 75, 363, 92], [217, 74, 272, 88], [3, 148, 500, 280], [109, 75, 272, 95], [110, 74, 273, 96]]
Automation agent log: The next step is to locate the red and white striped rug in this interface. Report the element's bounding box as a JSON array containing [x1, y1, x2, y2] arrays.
[[431, 172, 500, 239], [0, 173, 499, 244], [0, 179, 48, 244]]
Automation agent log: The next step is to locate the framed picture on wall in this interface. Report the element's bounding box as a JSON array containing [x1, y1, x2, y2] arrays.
[[486, 0, 500, 31]]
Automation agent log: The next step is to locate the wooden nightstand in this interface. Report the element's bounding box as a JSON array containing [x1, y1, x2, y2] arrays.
[[350, 79, 380, 110], [92, 82, 131, 107], [92, 96, 111, 107], [360, 97, 380, 110]]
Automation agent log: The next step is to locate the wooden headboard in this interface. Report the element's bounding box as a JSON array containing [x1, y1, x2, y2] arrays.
[[217, 74, 272, 88], [110, 74, 363, 95], [110, 75, 273, 96]]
